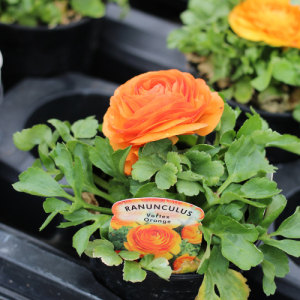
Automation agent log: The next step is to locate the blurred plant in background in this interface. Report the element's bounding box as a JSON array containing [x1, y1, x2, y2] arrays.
[[0, 0, 129, 27], [168, 0, 300, 118]]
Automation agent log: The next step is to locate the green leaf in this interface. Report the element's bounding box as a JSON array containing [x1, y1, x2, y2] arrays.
[[236, 115, 262, 140], [260, 236, 300, 257], [251, 129, 282, 146], [208, 216, 263, 270], [123, 261, 147, 282], [167, 152, 182, 172], [141, 138, 173, 160], [84, 240, 107, 257], [40, 198, 70, 231], [267, 134, 300, 156], [89, 137, 129, 182], [177, 135, 197, 146], [219, 103, 241, 136], [185, 151, 224, 185], [38, 142, 58, 173], [71, 116, 98, 139], [129, 178, 149, 195], [233, 76, 253, 104], [32, 159, 43, 169], [261, 260, 276, 296], [220, 191, 267, 208], [13, 167, 70, 198], [251, 60, 274, 92], [195, 268, 250, 300], [225, 136, 276, 183], [58, 209, 98, 228], [272, 58, 299, 86], [118, 251, 140, 261], [132, 154, 165, 182], [71, 0, 106, 18], [93, 241, 123, 266], [176, 180, 202, 196], [48, 119, 74, 142], [209, 245, 229, 274], [271, 207, 300, 238], [142, 257, 172, 280], [238, 178, 280, 199], [134, 182, 185, 201], [188, 145, 221, 157], [293, 104, 300, 122], [177, 170, 204, 182], [260, 195, 287, 228], [220, 130, 236, 147], [140, 254, 155, 268], [13, 124, 52, 151], [155, 163, 178, 189], [109, 179, 132, 201], [259, 244, 289, 278]]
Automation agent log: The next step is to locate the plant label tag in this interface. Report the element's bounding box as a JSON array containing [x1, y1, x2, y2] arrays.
[[108, 198, 204, 272]]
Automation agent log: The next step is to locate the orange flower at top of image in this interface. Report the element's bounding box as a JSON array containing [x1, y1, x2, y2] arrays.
[[181, 223, 202, 244], [229, 0, 300, 49], [124, 224, 182, 259], [103, 69, 224, 175]]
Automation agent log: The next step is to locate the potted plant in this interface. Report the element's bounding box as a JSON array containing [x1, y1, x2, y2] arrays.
[[167, 0, 300, 162], [0, 0, 129, 89], [12, 70, 300, 300]]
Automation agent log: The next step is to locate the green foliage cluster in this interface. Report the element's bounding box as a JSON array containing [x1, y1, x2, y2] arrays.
[[12, 106, 300, 299], [167, 0, 300, 115], [0, 0, 129, 27]]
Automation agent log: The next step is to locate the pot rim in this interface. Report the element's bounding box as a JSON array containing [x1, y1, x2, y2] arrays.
[[0, 17, 94, 31]]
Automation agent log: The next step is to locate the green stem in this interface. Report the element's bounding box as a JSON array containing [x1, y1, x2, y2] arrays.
[[60, 184, 72, 188], [217, 176, 233, 196], [93, 189, 117, 204], [83, 203, 113, 215], [196, 135, 205, 145], [214, 132, 220, 146], [93, 174, 109, 190]]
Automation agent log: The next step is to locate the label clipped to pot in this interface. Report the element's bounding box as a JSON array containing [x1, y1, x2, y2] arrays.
[[108, 198, 204, 272]]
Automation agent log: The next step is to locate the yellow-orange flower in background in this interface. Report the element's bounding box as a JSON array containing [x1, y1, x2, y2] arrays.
[[181, 223, 202, 244], [229, 0, 300, 49], [124, 224, 181, 259], [103, 69, 224, 175]]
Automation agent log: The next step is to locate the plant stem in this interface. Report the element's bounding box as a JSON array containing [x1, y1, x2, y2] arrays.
[[214, 132, 220, 146], [217, 176, 233, 196], [94, 189, 117, 204], [196, 135, 205, 145], [60, 184, 72, 189], [93, 174, 109, 190], [83, 203, 113, 215]]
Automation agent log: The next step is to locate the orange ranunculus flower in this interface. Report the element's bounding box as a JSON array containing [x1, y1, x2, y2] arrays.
[[229, 0, 300, 49], [124, 224, 181, 259], [103, 69, 224, 175], [181, 223, 202, 244], [110, 219, 139, 230], [173, 254, 196, 271]]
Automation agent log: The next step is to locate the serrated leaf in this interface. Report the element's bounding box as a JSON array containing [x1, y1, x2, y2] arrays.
[[58, 209, 99, 228], [132, 154, 165, 182], [71, 116, 98, 139], [251, 129, 282, 146], [260, 195, 287, 228], [185, 151, 224, 185], [84, 240, 108, 258], [129, 178, 149, 195], [141, 138, 173, 160], [134, 182, 185, 201], [196, 268, 250, 300], [40, 198, 70, 231], [167, 152, 182, 172], [236, 114, 262, 139], [218, 104, 241, 136], [271, 207, 300, 238], [209, 245, 229, 274], [143, 257, 172, 280], [13, 124, 52, 151], [119, 251, 140, 261], [123, 261, 147, 282], [261, 260, 276, 296], [48, 119, 74, 142], [176, 179, 202, 196], [220, 130, 236, 147], [13, 167, 70, 198], [208, 216, 262, 270], [177, 170, 204, 182], [109, 179, 132, 201], [93, 242, 123, 266], [155, 163, 178, 190], [140, 254, 155, 268], [259, 244, 289, 278], [225, 136, 276, 183], [238, 178, 280, 199], [32, 158, 43, 169], [267, 134, 300, 155], [188, 144, 221, 157], [220, 192, 267, 208]]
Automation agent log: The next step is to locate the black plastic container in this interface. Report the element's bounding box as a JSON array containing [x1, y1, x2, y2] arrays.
[[0, 18, 102, 90], [228, 100, 300, 164], [92, 259, 203, 300]]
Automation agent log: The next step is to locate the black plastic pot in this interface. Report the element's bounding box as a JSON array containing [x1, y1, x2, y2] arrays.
[[228, 100, 300, 164], [0, 18, 102, 90], [92, 259, 203, 300]]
